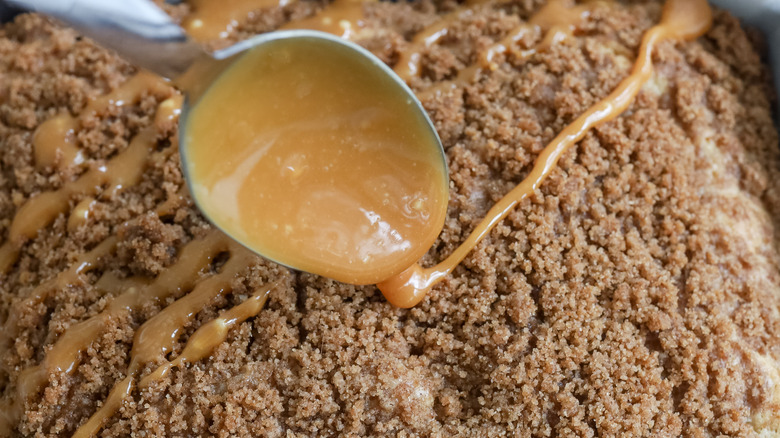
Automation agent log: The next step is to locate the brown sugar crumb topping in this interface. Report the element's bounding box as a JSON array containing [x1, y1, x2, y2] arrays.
[[1, 0, 780, 436]]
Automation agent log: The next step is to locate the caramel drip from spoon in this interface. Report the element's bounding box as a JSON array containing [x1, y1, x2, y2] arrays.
[[0, 72, 173, 274], [74, 275, 279, 438], [378, 0, 713, 308]]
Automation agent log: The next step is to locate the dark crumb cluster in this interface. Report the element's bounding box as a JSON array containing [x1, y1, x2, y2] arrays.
[[1, 0, 780, 436]]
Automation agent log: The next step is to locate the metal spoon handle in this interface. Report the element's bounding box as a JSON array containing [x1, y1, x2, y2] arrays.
[[5, 0, 204, 78]]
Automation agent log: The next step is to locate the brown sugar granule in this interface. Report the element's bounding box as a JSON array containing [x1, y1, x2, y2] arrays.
[[2, 0, 780, 437]]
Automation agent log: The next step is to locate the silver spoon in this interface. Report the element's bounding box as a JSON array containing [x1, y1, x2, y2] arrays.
[[5, 0, 449, 282]]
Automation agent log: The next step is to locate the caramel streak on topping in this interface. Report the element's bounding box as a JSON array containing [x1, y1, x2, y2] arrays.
[[155, 185, 192, 217], [32, 71, 170, 171], [75, 280, 278, 438], [281, 0, 367, 38], [0, 126, 155, 273], [485, 0, 592, 69], [0, 73, 174, 274], [418, 0, 593, 99], [184, 0, 297, 41], [72, 376, 134, 438], [128, 244, 255, 373], [155, 94, 184, 130], [8, 231, 229, 427], [0, 236, 118, 368], [140, 283, 274, 387], [379, 0, 713, 308], [33, 114, 82, 170], [393, 6, 478, 80], [0, 237, 117, 433], [67, 197, 98, 231]]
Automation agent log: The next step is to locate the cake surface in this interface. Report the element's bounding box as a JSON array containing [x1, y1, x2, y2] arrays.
[[1, 0, 780, 436]]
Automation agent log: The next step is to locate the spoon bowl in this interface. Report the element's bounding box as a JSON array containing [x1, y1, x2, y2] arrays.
[[179, 30, 449, 284]]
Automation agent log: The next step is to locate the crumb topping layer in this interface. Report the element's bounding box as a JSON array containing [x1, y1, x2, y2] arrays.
[[0, 0, 779, 436]]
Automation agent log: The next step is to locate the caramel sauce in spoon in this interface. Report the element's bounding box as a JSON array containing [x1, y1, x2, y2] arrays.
[[182, 34, 448, 286]]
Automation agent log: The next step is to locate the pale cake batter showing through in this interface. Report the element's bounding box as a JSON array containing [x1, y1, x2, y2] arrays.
[[1, 0, 780, 436]]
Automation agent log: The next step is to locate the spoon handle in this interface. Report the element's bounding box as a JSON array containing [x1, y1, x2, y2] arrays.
[[5, 0, 204, 78]]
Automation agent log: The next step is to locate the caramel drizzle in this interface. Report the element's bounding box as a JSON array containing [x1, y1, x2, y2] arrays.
[[0, 72, 174, 274], [482, 0, 594, 69], [4, 230, 231, 433], [393, 5, 480, 80], [0, 72, 261, 438], [140, 284, 273, 386], [0, 238, 118, 436], [281, 0, 367, 38], [0, 92, 184, 366], [0, 81, 185, 432], [184, 0, 298, 41], [421, 0, 594, 98], [395, 0, 586, 82], [378, 0, 713, 308], [155, 185, 192, 217], [0, 237, 118, 370], [394, 0, 594, 102], [67, 197, 98, 231], [74, 275, 278, 438], [32, 72, 172, 171], [32, 114, 81, 170]]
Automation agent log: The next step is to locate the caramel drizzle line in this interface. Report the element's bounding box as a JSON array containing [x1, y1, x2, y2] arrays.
[[378, 0, 713, 308], [0, 240, 117, 435], [32, 72, 172, 170], [0, 72, 173, 275], [0, 84, 186, 432], [183, 0, 368, 41], [0, 72, 249, 438], [393, 3, 484, 80], [0, 91, 183, 365], [416, 0, 594, 99], [184, 0, 300, 41], [280, 0, 368, 38], [74, 275, 278, 438], [11, 230, 229, 400], [0, 90, 182, 375], [393, 0, 588, 84], [0, 237, 118, 371]]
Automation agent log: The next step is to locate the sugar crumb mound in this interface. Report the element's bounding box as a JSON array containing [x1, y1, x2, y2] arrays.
[[2, 1, 780, 437]]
